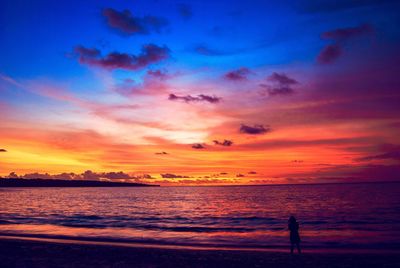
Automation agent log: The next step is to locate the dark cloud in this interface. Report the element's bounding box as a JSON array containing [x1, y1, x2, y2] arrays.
[[168, 93, 221, 103], [260, 72, 299, 96], [177, 3, 192, 20], [5, 170, 151, 182], [292, 160, 304, 163], [102, 8, 168, 35], [0, 149, 7, 152], [160, 173, 189, 178], [224, 67, 250, 81], [192, 143, 206, 149], [248, 171, 257, 174], [300, 0, 398, 14], [74, 44, 170, 71], [81, 170, 132, 180], [240, 124, 271, 135], [213, 139, 233, 146], [322, 24, 373, 41], [236, 174, 245, 177], [317, 24, 373, 64], [220, 172, 228, 175], [141, 174, 154, 179], [317, 44, 342, 64], [155, 151, 168, 155]]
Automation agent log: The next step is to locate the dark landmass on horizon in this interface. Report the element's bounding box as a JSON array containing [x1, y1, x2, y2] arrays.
[[0, 178, 159, 187]]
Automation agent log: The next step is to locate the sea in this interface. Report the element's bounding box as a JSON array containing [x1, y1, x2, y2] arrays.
[[1, 182, 399, 250]]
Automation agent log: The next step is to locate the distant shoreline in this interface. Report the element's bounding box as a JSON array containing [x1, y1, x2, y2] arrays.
[[0, 178, 159, 187]]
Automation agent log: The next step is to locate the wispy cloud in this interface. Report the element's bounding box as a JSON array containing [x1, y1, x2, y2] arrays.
[[356, 145, 400, 162], [193, 45, 225, 56], [161, 173, 190, 178]]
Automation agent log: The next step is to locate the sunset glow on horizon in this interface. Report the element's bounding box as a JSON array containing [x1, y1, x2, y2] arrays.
[[1, 0, 399, 185]]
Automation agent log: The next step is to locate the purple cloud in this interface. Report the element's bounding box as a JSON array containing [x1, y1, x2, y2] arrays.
[[213, 139, 233, 146], [317, 44, 342, 64], [102, 8, 168, 35], [74, 44, 170, 71], [260, 72, 298, 96], [224, 67, 250, 81], [317, 23, 373, 64], [322, 24, 373, 41], [268, 72, 298, 85], [168, 93, 221, 103], [240, 124, 271, 135]]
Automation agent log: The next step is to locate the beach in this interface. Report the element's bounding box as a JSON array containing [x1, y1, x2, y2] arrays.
[[1, 185, 399, 267], [1, 236, 399, 268]]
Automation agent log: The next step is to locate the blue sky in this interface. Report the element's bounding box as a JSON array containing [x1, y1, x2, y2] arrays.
[[1, 0, 400, 184]]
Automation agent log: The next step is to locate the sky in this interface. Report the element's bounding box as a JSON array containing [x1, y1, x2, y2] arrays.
[[0, 0, 400, 185]]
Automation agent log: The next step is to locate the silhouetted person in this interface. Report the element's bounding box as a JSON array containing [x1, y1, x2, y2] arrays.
[[288, 216, 301, 254]]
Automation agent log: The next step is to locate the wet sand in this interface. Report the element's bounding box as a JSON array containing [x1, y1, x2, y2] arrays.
[[1, 236, 399, 268]]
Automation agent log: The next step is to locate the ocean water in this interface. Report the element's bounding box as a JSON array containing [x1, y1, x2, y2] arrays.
[[0, 183, 399, 249]]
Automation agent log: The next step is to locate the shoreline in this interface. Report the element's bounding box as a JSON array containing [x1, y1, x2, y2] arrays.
[[1, 234, 399, 254], [1, 236, 400, 268]]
